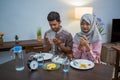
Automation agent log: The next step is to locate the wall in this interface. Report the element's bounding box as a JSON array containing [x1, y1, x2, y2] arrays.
[[0, 0, 120, 43]]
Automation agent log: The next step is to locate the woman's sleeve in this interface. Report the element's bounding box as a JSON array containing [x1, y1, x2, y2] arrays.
[[86, 40, 102, 63], [72, 43, 82, 58]]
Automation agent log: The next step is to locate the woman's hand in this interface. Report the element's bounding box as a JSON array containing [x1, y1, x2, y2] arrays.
[[81, 36, 89, 45], [78, 36, 90, 51]]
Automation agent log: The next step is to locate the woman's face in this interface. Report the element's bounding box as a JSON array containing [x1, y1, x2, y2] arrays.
[[81, 20, 91, 33]]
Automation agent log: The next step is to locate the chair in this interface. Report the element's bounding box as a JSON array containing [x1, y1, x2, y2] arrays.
[[112, 46, 120, 80]]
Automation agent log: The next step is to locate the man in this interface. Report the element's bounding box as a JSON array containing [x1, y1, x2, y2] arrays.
[[44, 11, 73, 58]]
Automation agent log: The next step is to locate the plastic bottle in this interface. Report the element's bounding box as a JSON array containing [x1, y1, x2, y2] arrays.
[[13, 46, 24, 71]]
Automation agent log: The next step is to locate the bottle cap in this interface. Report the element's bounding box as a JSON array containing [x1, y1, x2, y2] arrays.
[[13, 46, 22, 53]]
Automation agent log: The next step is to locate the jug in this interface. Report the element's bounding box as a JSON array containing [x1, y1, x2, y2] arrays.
[[10, 46, 24, 71]]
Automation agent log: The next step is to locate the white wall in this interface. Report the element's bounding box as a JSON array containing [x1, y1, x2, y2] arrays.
[[0, 0, 120, 43]]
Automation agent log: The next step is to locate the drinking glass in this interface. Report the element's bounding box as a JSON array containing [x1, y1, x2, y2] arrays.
[[35, 53, 44, 67], [46, 32, 55, 54], [62, 57, 70, 73]]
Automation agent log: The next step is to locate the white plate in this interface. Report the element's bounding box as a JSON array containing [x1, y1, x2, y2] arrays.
[[70, 59, 95, 70], [34, 53, 53, 60]]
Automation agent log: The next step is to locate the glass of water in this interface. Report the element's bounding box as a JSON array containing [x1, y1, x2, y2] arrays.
[[62, 57, 70, 73], [36, 53, 44, 67]]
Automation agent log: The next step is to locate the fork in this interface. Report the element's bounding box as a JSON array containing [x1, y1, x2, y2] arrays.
[[73, 60, 79, 66]]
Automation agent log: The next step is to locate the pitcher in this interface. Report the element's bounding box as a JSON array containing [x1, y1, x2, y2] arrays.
[[11, 46, 24, 71]]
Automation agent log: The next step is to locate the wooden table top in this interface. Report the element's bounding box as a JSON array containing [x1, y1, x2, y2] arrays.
[[0, 53, 114, 80]]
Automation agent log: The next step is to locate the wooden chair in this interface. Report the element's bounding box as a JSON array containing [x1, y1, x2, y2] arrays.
[[112, 46, 120, 80]]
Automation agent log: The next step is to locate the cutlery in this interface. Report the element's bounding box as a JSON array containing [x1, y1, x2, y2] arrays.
[[73, 60, 79, 66]]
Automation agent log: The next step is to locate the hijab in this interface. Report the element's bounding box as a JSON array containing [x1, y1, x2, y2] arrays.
[[74, 14, 102, 44]]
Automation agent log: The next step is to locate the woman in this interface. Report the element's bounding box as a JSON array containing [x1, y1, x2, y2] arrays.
[[73, 14, 102, 63]]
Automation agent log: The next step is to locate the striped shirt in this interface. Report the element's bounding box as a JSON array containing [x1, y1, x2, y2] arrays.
[[44, 28, 73, 54]]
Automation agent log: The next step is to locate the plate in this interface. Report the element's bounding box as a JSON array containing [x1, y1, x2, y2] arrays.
[[70, 59, 95, 70], [51, 56, 64, 64], [34, 53, 53, 60], [42, 62, 60, 70]]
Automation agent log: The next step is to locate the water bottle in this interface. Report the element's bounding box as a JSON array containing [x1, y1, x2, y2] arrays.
[[13, 46, 24, 71]]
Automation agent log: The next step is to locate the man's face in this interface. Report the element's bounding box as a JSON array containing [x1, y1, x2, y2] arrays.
[[48, 20, 61, 32]]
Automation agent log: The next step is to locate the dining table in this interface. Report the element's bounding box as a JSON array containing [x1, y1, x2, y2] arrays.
[[0, 52, 114, 80]]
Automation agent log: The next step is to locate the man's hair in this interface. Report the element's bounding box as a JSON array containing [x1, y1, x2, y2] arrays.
[[47, 11, 60, 22]]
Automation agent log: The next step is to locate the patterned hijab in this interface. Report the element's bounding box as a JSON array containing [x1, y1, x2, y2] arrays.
[[74, 14, 102, 44]]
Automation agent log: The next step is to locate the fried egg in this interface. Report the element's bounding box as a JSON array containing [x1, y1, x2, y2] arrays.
[[47, 63, 56, 70]]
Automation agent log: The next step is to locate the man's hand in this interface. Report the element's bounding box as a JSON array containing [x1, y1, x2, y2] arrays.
[[43, 36, 51, 52], [53, 37, 62, 46], [45, 36, 51, 45]]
